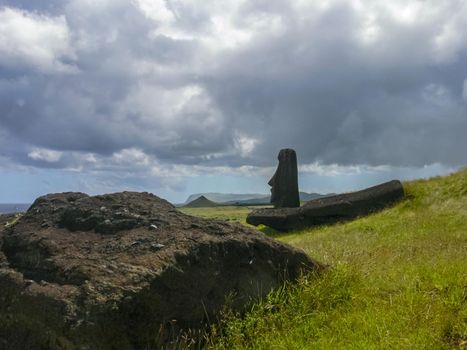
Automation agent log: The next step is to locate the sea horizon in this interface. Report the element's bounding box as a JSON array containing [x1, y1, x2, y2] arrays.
[[0, 204, 31, 214]]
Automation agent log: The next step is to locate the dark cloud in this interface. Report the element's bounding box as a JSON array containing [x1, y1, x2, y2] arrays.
[[202, 1, 467, 167], [0, 0, 466, 176]]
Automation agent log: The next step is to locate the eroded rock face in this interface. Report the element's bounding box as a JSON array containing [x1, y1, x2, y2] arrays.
[[0, 192, 321, 349], [247, 180, 405, 231]]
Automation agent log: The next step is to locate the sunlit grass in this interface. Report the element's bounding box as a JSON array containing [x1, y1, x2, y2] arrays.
[[186, 169, 467, 349], [180, 206, 270, 225]]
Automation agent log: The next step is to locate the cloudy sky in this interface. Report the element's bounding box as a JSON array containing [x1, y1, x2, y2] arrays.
[[0, 0, 466, 203]]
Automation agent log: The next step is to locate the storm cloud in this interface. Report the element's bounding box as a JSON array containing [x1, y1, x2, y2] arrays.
[[0, 0, 466, 195]]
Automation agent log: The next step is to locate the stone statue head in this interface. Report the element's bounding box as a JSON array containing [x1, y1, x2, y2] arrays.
[[268, 149, 300, 208]]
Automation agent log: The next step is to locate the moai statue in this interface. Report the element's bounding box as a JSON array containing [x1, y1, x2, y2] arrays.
[[268, 149, 300, 208]]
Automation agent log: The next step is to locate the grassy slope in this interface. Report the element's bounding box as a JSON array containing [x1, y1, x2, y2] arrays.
[[182, 170, 467, 349]]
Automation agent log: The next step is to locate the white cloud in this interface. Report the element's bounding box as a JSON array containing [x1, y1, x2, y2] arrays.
[[116, 83, 226, 150], [112, 148, 150, 166], [135, 0, 283, 50], [28, 148, 63, 162], [135, 0, 175, 24], [0, 7, 75, 73], [234, 133, 259, 157], [348, 0, 467, 65], [300, 163, 390, 176], [24, 146, 273, 179], [432, 3, 467, 64]]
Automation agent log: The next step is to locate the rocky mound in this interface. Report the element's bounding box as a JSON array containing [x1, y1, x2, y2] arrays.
[[0, 192, 321, 349], [247, 180, 405, 231]]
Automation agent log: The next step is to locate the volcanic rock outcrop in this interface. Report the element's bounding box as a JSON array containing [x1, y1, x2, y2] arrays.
[[268, 149, 300, 208], [0, 192, 321, 349], [247, 180, 404, 231]]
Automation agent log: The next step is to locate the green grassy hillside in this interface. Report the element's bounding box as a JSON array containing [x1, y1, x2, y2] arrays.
[[183, 170, 467, 349]]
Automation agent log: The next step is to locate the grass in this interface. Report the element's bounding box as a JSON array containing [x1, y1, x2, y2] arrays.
[[180, 206, 268, 225], [183, 169, 467, 350], [3, 213, 22, 228]]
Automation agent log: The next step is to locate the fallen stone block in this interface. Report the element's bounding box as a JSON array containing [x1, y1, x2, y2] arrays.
[[247, 180, 405, 231]]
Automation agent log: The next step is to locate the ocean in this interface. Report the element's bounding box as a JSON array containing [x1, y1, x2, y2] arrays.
[[0, 204, 31, 214]]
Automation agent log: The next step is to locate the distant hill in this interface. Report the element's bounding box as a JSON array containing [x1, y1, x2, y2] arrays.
[[185, 193, 267, 204], [299, 192, 336, 202], [184, 195, 220, 208], [224, 196, 270, 205], [184, 192, 336, 206]]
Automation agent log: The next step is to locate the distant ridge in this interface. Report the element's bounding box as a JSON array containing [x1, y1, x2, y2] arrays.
[[184, 195, 220, 208], [184, 192, 336, 206], [184, 193, 266, 204]]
